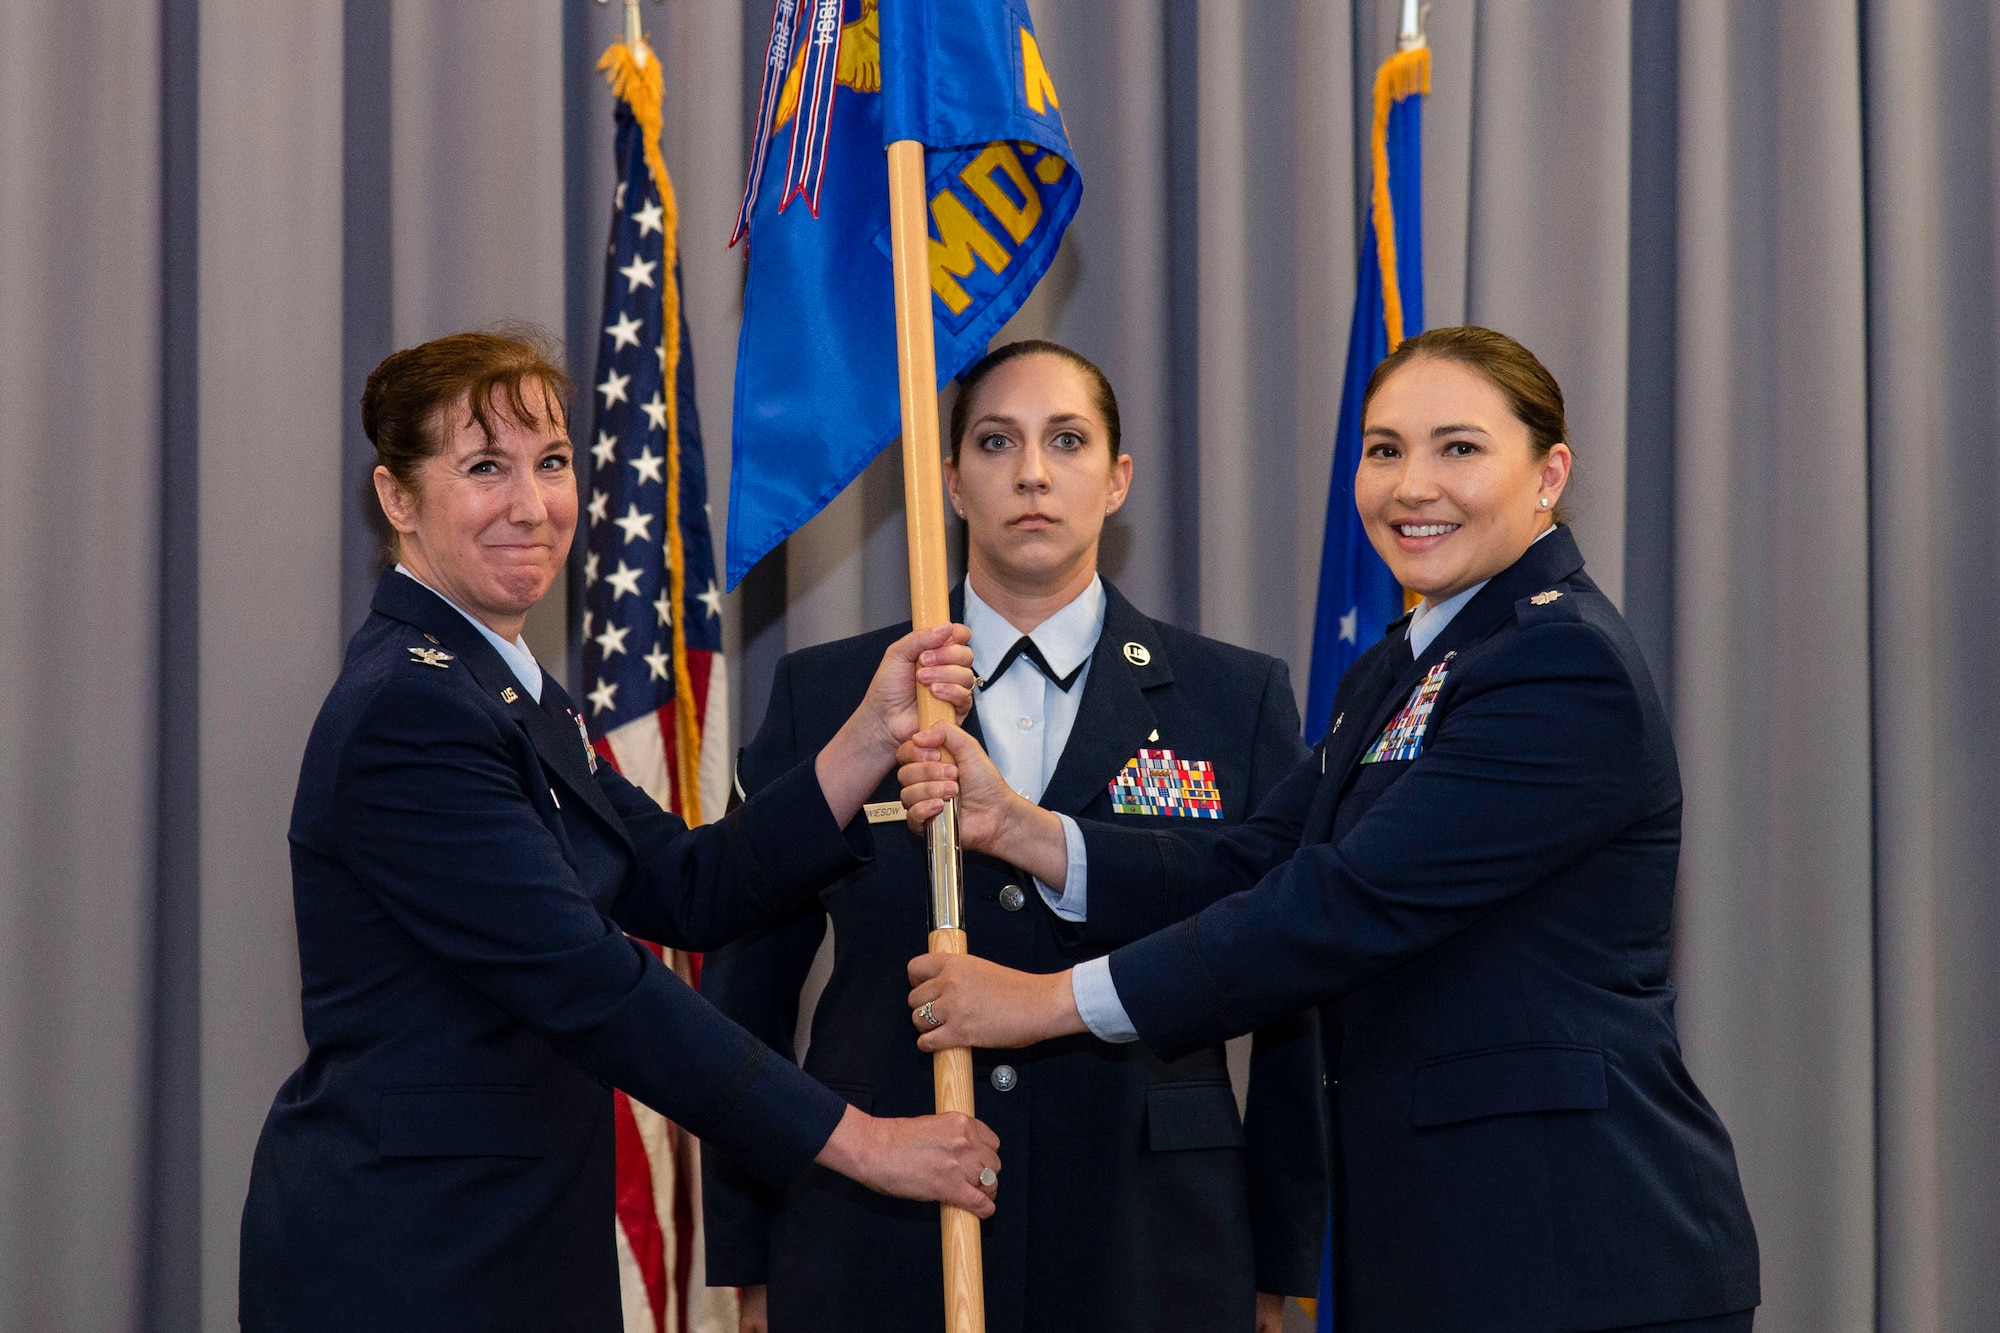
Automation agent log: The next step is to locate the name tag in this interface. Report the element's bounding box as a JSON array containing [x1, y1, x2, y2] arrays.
[[864, 800, 908, 824]]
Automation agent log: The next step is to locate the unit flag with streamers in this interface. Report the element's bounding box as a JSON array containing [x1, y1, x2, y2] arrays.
[[724, 0, 1083, 587]]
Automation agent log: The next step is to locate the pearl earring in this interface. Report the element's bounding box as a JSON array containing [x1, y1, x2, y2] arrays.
[[1540, 497, 1551, 508]]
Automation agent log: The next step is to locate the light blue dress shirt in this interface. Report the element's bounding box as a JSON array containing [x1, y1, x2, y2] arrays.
[[1065, 531, 1555, 1043], [963, 576, 1100, 915], [395, 565, 544, 703]]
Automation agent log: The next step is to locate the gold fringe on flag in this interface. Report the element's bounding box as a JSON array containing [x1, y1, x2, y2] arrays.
[[1369, 44, 1430, 354], [599, 39, 705, 825]]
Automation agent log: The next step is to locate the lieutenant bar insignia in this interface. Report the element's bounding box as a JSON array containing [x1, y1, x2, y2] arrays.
[[1110, 748, 1222, 819]]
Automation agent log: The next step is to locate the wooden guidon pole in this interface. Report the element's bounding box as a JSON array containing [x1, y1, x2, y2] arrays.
[[886, 137, 986, 1333]]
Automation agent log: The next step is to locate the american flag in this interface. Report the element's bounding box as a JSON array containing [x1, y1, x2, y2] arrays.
[[588, 37, 734, 1333]]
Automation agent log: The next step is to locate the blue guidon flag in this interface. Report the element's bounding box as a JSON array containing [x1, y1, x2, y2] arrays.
[[724, 0, 1083, 587], [1304, 38, 1430, 742]]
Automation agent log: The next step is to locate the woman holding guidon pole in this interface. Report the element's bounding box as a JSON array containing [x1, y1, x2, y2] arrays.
[[898, 328, 1762, 1333], [704, 341, 1326, 1333], [238, 331, 1000, 1331]]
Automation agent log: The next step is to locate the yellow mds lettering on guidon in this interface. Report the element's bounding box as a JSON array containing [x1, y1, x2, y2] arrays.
[[927, 142, 1068, 314], [1020, 27, 1059, 116], [928, 190, 1010, 314], [961, 144, 1042, 242], [922, 27, 1068, 317]]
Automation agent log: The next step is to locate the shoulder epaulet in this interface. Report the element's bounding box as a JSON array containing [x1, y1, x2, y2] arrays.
[[1515, 587, 1582, 622], [404, 633, 455, 670]]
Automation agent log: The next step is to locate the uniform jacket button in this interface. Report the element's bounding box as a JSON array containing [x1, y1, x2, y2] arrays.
[[999, 883, 1026, 911], [990, 1064, 1018, 1092]]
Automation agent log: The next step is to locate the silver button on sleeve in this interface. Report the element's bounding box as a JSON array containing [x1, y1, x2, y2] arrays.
[[990, 1064, 1018, 1092], [999, 884, 1026, 911]]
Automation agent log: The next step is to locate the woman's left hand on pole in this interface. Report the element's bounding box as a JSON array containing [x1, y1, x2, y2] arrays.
[[814, 1103, 1002, 1216], [815, 624, 974, 824], [907, 952, 1083, 1052]]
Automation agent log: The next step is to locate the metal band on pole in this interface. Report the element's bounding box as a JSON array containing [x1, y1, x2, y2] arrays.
[[886, 136, 986, 1333]]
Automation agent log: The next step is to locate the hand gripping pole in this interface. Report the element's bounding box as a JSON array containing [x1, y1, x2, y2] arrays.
[[887, 137, 985, 1333]]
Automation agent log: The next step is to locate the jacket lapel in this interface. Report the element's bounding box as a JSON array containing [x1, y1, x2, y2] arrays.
[[369, 572, 629, 845], [1319, 622, 1417, 778], [530, 678, 629, 842], [1035, 583, 1168, 816], [1326, 525, 1591, 789]]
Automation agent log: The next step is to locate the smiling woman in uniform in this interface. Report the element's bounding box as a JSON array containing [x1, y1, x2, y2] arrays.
[[237, 330, 1000, 1332], [898, 327, 1762, 1333], [702, 339, 1326, 1333]]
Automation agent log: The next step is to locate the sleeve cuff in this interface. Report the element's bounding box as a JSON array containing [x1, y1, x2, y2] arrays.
[[1071, 955, 1140, 1043], [698, 1045, 849, 1189], [738, 756, 873, 896], [1033, 813, 1089, 921]]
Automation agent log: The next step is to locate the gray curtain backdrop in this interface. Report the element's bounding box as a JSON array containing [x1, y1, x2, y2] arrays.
[[1, 1, 1994, 1329]]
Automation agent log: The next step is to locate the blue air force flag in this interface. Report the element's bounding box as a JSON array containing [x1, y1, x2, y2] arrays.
[[724, 0, 1082, 587], [1303, 42, 1430, 741]]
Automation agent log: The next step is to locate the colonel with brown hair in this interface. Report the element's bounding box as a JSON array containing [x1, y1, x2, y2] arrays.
[[238, 329, 1003, 1329]]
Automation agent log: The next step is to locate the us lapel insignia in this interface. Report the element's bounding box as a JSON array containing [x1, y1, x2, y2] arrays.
[[1122, 641, 1152, 666], [500, 687, 519, 704], [408, 646, 454, 669], [571, 710, 598, 774], [1109, 748, 1221, 819], [1530, 589, 1563, 606], [1361, 653, 1454, 765]]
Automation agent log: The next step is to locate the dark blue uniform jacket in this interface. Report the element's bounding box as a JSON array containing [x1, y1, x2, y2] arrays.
[[239, 572, 865, 1332], [702, 581, 1329, 1333], [1093, 528, 1760, 1332]]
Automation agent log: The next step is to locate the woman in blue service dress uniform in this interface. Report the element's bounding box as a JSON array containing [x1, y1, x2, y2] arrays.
[[701, 341, 1327, 1333], [238, 331, 1002, 1333], [899, 328, 1762, 1333]]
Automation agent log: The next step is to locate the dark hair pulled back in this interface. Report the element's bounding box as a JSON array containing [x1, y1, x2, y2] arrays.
[[1361, 326, 1571, 523], [948, 339, 1120, 463]]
